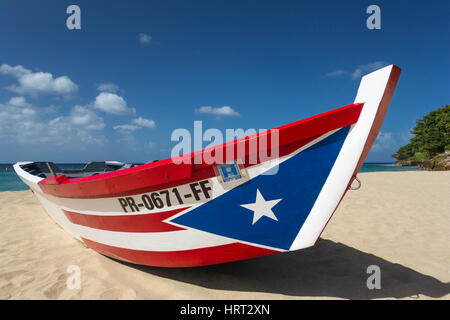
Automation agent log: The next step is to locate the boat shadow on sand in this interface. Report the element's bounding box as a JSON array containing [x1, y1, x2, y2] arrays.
[[113, 239, 449, 299]]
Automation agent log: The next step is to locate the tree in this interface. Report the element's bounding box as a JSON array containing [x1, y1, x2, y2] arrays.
[[393, 105, 449, 160]]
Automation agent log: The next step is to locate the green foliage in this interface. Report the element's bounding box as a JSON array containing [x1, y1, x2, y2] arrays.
[[393, 144, 414, 160], [393, 105, 449, 160], [410, 152, 427, 162]]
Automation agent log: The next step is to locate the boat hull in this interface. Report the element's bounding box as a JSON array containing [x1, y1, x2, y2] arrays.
[[14, 65, 401, 267]]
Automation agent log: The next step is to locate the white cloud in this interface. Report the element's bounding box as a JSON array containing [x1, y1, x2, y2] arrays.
[[323, 70, 347, 77], [113, 124, 140, 133], [93, 92, 136, 115], [0, 98, 105, 146], [196, 106, 240, 118], [69, 105, 105, 131], [0, 64, 78, 96], [0, 64, 31, 77], [0, 99, 38, 134], [351, 61, 388, 80], [114, 117, 156, 134], [46, 116, 106, 145], [132, 117, 156, 128], [7, 96, 32, 107], [323, 62, 389, 81], [97, 83, 119, 93], [371, 131, 394, 152], [138, 33, 152, 44]]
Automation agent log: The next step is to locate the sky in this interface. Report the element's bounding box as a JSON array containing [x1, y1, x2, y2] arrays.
[[0, 0, 448, 163]]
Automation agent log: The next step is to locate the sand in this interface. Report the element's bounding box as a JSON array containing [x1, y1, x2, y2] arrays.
[[0, 171, 449, 300]]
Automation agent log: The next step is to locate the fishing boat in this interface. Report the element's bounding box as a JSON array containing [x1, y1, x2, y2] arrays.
[[14, 65, 401, 267]]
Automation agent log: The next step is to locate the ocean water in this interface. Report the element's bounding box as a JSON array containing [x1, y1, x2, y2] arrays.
[[0, 162, 422, 192], [359, 163, 422, 173], [0, 163, 84, 192]]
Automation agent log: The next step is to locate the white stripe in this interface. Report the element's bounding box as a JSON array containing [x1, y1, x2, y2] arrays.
[[34, 129, 340, 216], [290, 65, 396, 250], [163, 130, 340, 227], [15, 123, 348, 253], [246, 128, 340, 179], [35, 187, 238, 251], [75, 226, 236, 252]]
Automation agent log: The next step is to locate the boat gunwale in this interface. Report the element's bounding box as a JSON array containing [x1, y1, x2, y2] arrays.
[[25, 102, 364, 199]]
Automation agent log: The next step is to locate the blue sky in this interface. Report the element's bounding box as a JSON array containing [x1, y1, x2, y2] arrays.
[[0, 0, 448, 163]]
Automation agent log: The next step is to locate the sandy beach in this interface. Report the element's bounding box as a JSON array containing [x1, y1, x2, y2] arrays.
[[0, 171, 448, 300]]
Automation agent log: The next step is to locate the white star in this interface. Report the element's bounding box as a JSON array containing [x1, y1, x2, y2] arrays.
[[240, 189, 282, 225]]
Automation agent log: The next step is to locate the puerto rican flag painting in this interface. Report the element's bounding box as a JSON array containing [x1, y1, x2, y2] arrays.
[[14, 65, 401, 267]]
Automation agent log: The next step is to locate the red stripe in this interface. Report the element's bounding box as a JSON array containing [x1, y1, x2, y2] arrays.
[[64, 207, 188, 232], [82, 238, 280, 267], [39, 103, 363, 199]]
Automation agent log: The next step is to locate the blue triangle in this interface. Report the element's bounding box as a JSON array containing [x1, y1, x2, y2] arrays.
[[172, 126, 350, 250]]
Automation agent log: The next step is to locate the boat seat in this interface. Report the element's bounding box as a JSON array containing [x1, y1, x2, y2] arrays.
[[83, 161, 124, 172]]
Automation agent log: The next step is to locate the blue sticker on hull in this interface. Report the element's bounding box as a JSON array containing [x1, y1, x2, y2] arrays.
[[172, 126, 350, 250], [218, 162, 242, 182]]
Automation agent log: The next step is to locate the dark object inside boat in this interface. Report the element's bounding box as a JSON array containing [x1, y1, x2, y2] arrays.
[[19, 161, 140, 179]]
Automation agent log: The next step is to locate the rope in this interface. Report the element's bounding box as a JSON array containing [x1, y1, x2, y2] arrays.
[[348, 175, 361, 190]]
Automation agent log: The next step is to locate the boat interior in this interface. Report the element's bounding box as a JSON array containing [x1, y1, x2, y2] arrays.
[[19, 161, 144, 179]]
